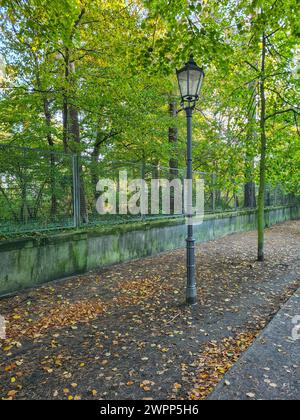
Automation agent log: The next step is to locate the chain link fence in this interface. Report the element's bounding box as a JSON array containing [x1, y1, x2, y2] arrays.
[[0, 145, 75, 235], [0, 145, 296, 237]]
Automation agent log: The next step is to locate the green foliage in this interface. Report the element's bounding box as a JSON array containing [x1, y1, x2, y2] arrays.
[[0, 0, 299, 192]]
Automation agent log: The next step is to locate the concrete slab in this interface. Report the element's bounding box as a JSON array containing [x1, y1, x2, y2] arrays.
[[209, 287, 300, 400]]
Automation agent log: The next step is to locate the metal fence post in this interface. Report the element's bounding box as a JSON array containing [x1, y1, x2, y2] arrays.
[[72, 154, 81, 228]]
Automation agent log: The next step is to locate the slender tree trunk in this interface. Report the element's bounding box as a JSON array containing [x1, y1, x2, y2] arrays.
[[141, 156, 146, 181], [34, 57, 58, 219], [63, 99, 69, 153], [43, 98, 58, 218], [152, 161, 159, 179], [258, 31, 267, 262], [169, 101, 178, 214], [91, 135, 106, 200], [234, 193, 239, 210], [62, 48, 70, 153], [63, 52, 88, 224], [68, 62, 88, 223], [209, 172, 216, 212], [91, 144, 101, 201], [20, 179, 28, 223], [244, 82, 257, 208], [244, 182, 256, 208], [169, 101, 178, 173]]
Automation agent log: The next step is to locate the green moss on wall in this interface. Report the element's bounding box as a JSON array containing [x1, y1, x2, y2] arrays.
[[0, 206, 299, 296]]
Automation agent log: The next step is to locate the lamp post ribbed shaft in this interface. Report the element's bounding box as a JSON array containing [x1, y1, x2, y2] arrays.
[[185, 106, 197, 305]]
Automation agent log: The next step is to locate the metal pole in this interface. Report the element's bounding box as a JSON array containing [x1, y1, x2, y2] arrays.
[[186, 106, 197, 305]]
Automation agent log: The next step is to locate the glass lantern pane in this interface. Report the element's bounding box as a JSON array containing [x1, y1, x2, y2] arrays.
[[178, 70, 188, 98], [189, 69, 201, 97], [197, 72, 204, 95]]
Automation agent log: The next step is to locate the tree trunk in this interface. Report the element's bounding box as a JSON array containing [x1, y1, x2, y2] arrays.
[[169, 101, 178, 174], [68, 63, 88, 224], [169, 101, 178, 214], [152, 160, 160, 179], [62, 49, 70, 153], [34, 56, 58, 219], [244, 52, 258, 209], [258, 31, 267, 262], [244, 182, 256, 208], [43, 98, 58, 219], [234, 193, 239, 210], [210, 173, 217, 212], [91, 144, 101, 201], [20, 178, 28, 223]]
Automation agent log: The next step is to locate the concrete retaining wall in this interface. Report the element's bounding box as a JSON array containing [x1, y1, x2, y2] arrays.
[[0, 206, 299, 296]]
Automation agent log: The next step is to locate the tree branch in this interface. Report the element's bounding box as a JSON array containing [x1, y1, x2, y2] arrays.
[[266, 108, 299, 121], [294, 112, 300, 136], [70, 8, 86, 41], [266, 26, 284, 39], [94, 130, 121, 149], [265, 87, 300, 111], [245, 61, 259, 72]]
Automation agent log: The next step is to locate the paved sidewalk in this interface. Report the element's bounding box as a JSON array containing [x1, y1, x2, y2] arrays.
[[0, 221, 299, 400], [209, 287, 300, 400]]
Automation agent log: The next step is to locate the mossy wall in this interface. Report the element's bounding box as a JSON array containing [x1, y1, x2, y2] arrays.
[[0, 206, 298, 296]]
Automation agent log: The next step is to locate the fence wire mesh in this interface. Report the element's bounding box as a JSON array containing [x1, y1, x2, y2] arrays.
[[0, 145, 296, 237], [0, 145, 75, 235]]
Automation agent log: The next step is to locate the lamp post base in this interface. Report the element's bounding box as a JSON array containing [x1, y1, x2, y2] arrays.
[[186, 294, 198, 306], [186, 233, 197, 306]]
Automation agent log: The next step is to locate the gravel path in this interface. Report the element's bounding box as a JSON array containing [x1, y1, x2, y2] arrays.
[[0, 220, 299, 400]]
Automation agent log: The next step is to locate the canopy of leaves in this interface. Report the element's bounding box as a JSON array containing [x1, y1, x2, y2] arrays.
[[0, 0, 299, 192]]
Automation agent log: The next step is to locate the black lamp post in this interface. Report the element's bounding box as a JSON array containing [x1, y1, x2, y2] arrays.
[[176, 55, 205, 305]]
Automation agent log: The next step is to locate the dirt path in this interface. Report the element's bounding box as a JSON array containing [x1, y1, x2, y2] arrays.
[[0, 220, 299, 400]]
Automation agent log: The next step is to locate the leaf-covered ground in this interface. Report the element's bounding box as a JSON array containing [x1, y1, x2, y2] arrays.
[[208, 288, 300, 400], [0, 221, 299, 400]]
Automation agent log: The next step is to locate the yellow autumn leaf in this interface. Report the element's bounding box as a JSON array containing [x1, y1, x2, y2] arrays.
[[7, 390, 17, 397]]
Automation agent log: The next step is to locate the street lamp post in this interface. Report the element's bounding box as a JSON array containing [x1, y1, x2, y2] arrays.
[[176, 56, 205, 306]]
